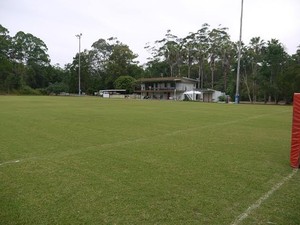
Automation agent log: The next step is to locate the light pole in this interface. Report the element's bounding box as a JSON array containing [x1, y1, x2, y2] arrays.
[[76, 33, 82, 96], [235, 0, 244, 104]]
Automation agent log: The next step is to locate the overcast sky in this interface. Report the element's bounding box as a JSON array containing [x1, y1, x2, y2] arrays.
[[1, 0, 299, 66]]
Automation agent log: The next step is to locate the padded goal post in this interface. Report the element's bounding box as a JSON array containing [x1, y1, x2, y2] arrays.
[[290, 93, 300, 168]]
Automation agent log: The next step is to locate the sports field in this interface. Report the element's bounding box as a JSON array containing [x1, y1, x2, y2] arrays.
[[0, 96, 299, 225]]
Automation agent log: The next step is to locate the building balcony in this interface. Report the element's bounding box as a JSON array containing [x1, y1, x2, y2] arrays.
[[135, 87, 186, 93]]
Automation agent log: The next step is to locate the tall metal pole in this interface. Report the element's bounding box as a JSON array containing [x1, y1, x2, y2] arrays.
[[235, 0, 244, 104], [76, 33, 82, 96]]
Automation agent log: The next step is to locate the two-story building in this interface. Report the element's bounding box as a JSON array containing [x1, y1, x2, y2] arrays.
[[136, 76, 225, 102], [136, 77, 197, 100]]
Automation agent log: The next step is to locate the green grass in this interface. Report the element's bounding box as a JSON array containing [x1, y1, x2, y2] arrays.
[[0, 96, 299, 225]]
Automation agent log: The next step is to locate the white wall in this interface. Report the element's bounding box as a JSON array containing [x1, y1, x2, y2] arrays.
[[176, 83, 195, 100], [140, 81, 197, 100], [212, 90, 225, 102], [176, 82, 195, 91]]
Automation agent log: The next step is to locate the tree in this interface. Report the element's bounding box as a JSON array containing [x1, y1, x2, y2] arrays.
[[114, 75, 136, 93], [68, 37, 140, 92], [194, 24, 210, 89], [143, 59, 169, 77], [150, 30, 183, 77], [262, 39, 288, 103], [68, 49, 92, 93], [10, 31, 50, 66], [90, 38, 112, 74], [0, 25, 13, 92], [106, 41, 139, 87], [0, 29, 52, 91], [181, 34, 194, 78], [219, 38, 235, 92], [208, 26, 231, 89], [277, 45, 300, 104], [247, 37, 265, 102], [0, 24, 11, 60]]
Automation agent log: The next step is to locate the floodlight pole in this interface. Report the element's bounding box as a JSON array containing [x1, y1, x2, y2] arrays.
[[235, 0, 244, 104], [76, 33, 82, 96]]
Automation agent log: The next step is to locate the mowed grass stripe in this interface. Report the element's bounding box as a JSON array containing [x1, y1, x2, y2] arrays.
[[2, 105, 287, 164], [0, 96, 298, 225], [0, 97, 290, 163], [0, 105, 289, 168]]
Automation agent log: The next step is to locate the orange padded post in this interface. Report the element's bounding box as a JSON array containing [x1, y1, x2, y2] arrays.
[[291, 93, 300, 168]]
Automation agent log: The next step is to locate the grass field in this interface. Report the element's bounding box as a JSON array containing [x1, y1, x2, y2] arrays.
[[0, 96, 299, 225]]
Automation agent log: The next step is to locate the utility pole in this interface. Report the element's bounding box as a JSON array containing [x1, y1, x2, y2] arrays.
[[235, 0, 244, 104], [76, 33, 82, 96]]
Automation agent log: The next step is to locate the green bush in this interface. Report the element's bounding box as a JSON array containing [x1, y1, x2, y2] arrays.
[[19, 86, 41, 95], [114, 76, 136, 94], [36, 88, 48, 95], [218, 95, 226, 102], [46, 82, 68, 95]]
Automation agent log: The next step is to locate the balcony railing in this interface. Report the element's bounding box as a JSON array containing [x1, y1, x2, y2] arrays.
[[135, 87, 186, 92]]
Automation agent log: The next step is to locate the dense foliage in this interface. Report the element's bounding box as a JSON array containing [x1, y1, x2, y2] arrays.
[[0, 24, 299, 102]]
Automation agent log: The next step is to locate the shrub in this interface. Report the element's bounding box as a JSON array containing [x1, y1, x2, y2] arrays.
[[218, 95, 226, 102], [46, 82, 68, 95], [19, 85, 41, 95]]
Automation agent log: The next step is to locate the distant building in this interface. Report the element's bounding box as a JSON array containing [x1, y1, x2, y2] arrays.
[[136, 77, 224, 102], [99, 89, 126, 98], [136, 77, 197, 100], [200, 89, 225, 102]]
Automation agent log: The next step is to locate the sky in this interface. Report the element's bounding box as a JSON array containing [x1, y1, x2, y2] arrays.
[[1, 0, 299, 67]]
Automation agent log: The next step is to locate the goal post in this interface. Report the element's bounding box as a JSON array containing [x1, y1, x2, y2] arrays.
[[290, 93, 300, 168]]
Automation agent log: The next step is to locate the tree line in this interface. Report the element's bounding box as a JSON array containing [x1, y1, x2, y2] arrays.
[[0, 24, 299, 103]]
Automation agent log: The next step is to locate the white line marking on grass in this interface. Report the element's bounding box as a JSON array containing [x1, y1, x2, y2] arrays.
[[0, 159, 20, 167], [231, 169, 298, 225], [165, 109, 291, 137]]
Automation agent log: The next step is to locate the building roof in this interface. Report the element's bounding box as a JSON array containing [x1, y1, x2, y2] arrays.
[[138, 77, 197, 83]]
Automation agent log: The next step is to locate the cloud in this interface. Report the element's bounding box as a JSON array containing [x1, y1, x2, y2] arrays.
[[1, 0, 299, 66]]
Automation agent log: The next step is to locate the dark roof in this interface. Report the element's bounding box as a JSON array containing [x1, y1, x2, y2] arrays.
[[138, 77, 197, 83]]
